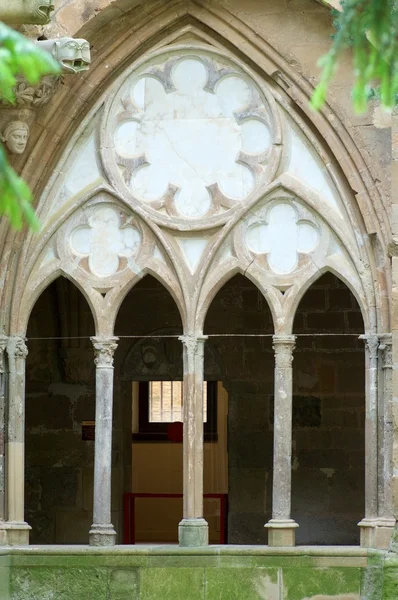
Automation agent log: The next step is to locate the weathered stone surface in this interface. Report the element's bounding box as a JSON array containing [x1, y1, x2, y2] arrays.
[[10, 566, 108, 600], [0, 549, 391, 599], [140, 567, 204, 600], [0, 0, 394, 568], [109, 568, 139, 600]]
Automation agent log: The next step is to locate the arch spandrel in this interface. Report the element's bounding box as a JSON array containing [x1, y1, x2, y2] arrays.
[[1, 6, 389, 337], [196, 176, 373, 334], [11, 192, 185, 336]]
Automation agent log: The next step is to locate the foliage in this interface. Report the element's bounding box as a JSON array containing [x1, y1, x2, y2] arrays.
[[311, 0, 398, 113], [0, 23, 60, 230]]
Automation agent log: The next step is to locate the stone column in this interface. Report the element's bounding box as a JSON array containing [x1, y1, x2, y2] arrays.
[[389, 111, 398, 550], [5, 336, 31, 544], [373, 334, 395, 548], [265, 334, 299, 546], [178, 333, 209, 547], [89, 336, 118, 546], [0, 337, 7, 524], [358, 334, 380, 546]]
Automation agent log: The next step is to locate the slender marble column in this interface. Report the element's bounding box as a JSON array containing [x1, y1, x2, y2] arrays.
[[265, 334, 298, 547], [374, 334, 396, 547], [89, 336, 118, 546], [178, 333, 209, 547], [5, 336, 31, 544], [0, 337, 7, 524], [358, 334, 380, 546], [379, 335, 394, 521]]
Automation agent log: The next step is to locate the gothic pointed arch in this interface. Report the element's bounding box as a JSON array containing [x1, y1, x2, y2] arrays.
[[0, 0, 389, 342]]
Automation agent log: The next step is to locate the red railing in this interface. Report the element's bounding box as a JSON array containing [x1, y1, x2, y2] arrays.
[[124, 493, 228, 544]]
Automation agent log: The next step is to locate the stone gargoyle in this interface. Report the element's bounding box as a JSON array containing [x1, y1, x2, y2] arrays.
[[36, 38, 91, 74]]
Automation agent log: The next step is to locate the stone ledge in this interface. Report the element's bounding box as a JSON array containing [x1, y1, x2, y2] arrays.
[[0, 544, 378, 556]]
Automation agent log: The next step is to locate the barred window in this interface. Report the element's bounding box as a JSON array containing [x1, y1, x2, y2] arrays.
[[133, 381, 217, 441], [149, 381, 207, 423]]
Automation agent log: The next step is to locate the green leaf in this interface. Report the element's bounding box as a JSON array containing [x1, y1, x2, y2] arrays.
[[311, 0, 398, 113], [0, 22, 61, 231]]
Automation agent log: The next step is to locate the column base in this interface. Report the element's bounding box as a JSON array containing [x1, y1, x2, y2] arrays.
[[358, 517, 396, 549], [89, 524, 116, 546], [265, 519, 299, 547], [0, 521, 31, 545], [178, 518, 209, 547]]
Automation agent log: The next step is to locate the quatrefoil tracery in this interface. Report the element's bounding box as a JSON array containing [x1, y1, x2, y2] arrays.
[[245, 202, 320, 275], [69, 205, 142, 278]]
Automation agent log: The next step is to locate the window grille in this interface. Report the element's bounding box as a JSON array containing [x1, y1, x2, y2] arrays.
[[149, 381, 207, 423], [134, 381, 217, 441]]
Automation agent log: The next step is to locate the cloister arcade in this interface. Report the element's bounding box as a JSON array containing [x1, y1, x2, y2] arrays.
[[0, 36, 391, 550]]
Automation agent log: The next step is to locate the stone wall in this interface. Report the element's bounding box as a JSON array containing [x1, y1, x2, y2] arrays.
[[1, 546, 390, 600]]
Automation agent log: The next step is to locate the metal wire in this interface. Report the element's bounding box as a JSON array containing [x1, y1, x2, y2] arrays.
[[25, 333, 363, 340]]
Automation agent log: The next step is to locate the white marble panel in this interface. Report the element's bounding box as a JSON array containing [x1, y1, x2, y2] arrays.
[[115, 121, 139, 157], [246, 202, 319, 274], [215, 76, 252, 116], [115, 58, 271, 218], [70, 206, 141, 278], [240, 119, 270, 154], [287, 125, 339, 211], [65, 132, 101, 196], [176, 236, 209, 272]]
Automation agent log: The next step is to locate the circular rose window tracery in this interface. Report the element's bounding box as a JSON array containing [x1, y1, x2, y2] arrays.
[[102, 46, 282, 227]]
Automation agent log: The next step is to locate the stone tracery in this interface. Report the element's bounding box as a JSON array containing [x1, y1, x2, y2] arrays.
[[0, 22, 390, 554], [69, 206, 141, 278], [102, 49, 282, 223], [245, 202, 319, 275], [13, 44, 374, 341]]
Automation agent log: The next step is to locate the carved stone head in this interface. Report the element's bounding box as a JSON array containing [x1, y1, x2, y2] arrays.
[[0, 0, 54, 25], [53, 38, 91, 74], [2, 121, 30, 154]]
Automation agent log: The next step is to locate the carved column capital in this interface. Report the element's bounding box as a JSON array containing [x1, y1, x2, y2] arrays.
[[388, 240, 398, 258], [378, 333, 392, 370], [360, 334, 380, 360], [272, 335, 296, 367], [91, 337, 118, 368], [179, 333, 208, 373], [178, 333, 208, 355], [6, 336, 28, 361], [0, 336, 8, 374]]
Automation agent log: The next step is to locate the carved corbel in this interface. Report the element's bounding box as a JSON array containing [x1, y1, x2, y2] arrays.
[[0, 337, 8, 375], [388, 239, 398, 257], [36, 38, 91, 74], [1, 120, 30, 155], [0, 0, 54, 25], [0, 108, 33, 156], [0, 74, 61, 109]]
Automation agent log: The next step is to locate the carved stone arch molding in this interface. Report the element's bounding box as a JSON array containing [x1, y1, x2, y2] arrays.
[[196, 175, 372, 334], [11, 191, 184, 336], [0, 0, 389, 337]]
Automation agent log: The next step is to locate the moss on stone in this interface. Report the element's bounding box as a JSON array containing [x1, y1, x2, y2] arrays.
[[0, 550, 393, 600], [205, 567, 279, 600], [282, 567, 361, 600], [140, 567, 205, 600]]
